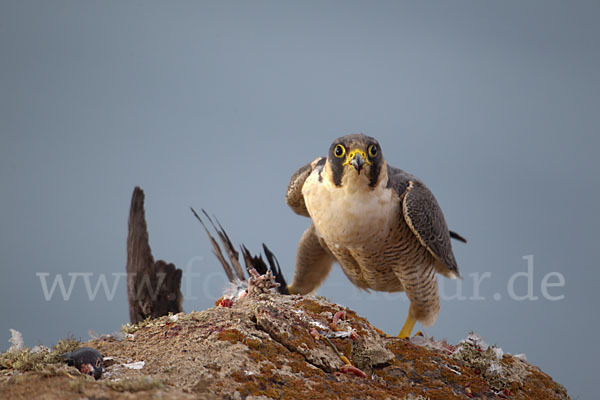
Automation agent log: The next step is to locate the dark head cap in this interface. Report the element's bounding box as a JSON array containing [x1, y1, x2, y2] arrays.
[[327, 134, 384, 188]]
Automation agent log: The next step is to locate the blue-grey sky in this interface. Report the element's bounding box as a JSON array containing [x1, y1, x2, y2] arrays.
[[1, 1, 598, 397]]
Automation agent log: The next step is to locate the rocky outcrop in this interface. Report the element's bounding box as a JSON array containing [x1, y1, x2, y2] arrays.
[[0, 292, 568, 399]]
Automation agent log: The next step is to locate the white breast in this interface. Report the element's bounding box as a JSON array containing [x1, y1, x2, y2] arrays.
[[302, 169, 398, 248]]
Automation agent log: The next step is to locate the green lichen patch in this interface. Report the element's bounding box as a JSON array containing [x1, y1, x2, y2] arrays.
[[0, 337, 81, 372], [121, 314, 169, 334]]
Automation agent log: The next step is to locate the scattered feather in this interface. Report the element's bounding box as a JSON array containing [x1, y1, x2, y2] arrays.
[[327, 328, 355, 339], [8, 329, 24, 352], [123, 361, 145, 370], [410, 333, 455, 354], [309, 320, 328, 330], [222, 279, 248, 300]]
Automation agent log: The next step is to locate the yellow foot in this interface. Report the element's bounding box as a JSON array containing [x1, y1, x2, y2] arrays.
[[287, 284, 298, 295], [397, 315, 416, 339]]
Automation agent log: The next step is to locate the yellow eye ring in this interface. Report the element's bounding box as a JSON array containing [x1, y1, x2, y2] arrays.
[[334, 144, 346, 158], [368, 144, 378, 158]]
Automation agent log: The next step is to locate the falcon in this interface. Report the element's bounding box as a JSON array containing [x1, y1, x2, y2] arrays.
[[286, 134, 465, 338]]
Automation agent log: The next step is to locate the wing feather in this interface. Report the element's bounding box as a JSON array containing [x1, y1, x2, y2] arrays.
[[286, 157, 325, 217], [387, 166, 460, 277]]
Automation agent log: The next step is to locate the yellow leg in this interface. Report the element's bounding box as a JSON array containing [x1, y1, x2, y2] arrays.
[[397, 315, 416, 339]]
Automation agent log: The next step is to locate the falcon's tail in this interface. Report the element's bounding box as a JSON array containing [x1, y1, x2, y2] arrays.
[[449, 230, 467, 243]]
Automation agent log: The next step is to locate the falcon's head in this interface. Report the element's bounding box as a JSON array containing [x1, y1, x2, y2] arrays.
[[325, 134, 386, 189]]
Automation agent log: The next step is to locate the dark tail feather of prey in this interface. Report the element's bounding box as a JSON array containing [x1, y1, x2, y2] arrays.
[[262, 244, 288, 295], [190, 207, 236, 282], [191, 207, 289, 294]]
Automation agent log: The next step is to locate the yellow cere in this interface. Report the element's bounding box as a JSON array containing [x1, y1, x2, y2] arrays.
[[342, 149, 371, 166]]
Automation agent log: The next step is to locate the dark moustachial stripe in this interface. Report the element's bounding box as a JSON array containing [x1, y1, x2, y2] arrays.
[[331, 161, 344, 186], [328, 141, 345, 187], [368, 159, 381, 188]]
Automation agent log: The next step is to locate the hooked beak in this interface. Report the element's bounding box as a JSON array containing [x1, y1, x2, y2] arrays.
[[350, 152, 366, 175]]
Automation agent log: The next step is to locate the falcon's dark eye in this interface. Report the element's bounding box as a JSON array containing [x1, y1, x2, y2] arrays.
[[368, 145, 378, 158], [334, 144, 346, 158]]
